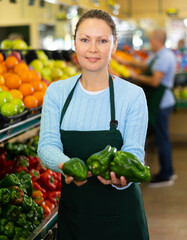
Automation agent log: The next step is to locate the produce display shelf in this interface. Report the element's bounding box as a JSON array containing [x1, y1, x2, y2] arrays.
[[176, 101, 187, 109], [0, 113, 41, 142], [27, 206, 58, 240]]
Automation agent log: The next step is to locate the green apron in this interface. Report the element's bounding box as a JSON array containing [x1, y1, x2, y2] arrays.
[[143, 57, 167, 135], [57, 75, 149, 240]]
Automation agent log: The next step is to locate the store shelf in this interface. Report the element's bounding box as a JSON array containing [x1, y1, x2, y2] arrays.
[[176, 100, 187, 109], [0, 113, 41, 142], [26, 206, 58, 240]]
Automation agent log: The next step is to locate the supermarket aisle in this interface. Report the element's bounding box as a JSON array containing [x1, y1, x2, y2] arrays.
[[141, 136, 187, 240]]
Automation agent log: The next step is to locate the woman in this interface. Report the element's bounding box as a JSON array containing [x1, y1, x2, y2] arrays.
[[38, 9, 149, 240]]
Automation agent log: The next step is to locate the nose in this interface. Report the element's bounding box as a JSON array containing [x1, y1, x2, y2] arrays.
[[88, 41, 98, 53]]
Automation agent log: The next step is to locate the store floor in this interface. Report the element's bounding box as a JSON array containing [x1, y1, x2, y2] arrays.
[[140, 111, 187, 240]]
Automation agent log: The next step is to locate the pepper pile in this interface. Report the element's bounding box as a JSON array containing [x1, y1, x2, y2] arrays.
[[0, 173, 43, 240], [62, 145, 151, 182]]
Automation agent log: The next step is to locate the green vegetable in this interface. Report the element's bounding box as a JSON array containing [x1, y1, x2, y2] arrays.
[[0, 218, 15, 238], [1, 204, 20, 222], [15, 171, 33, 196], [23, 221, 34, 232], [17, 213, 27, 226], [0, 235, 8, 240], [21, 195, 33, 211], [0, 188, 10, 205], [110, 151, 151, 182], [86, 145, 116, 179], [63, 158, 88, 181], [13, 226, 30, 240], [0, 174, 21, 188]]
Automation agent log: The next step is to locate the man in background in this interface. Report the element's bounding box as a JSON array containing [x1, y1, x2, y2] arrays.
[[114, 28, 177, 187]]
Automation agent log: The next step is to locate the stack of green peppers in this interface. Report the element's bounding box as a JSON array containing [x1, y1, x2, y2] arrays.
[[0, 173, 44, 240], [62, 145, 151, 182]]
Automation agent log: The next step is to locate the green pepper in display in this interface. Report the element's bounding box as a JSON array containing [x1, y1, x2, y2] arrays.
[[21, 195, 33, 211], [1, 204, 20, 222], [15, 171, 33, 196], [0, 235, 8, 240], [0, 188, 10, 205], [17, 213, 27, 226], [0, 174, 21, 188], [63, 158, 88, 181], [110, 151, 151, 182], [0, 218, 15, 238], [86, 145, 117, 178]]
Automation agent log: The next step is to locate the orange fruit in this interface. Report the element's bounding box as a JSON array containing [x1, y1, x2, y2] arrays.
[[24, 95, 38, 109], [0, 74, 5, 85], [4, 72, 22, 89], [0, 63, 7, 74], [0, 84, 9, 91], [18, 69, 33, 83], [14, 62, 29, 74], [33, 91, 45, 106], [5, 56, 19, 69], [41, 82, 47, 93], [30, 70, 42, 81], [9, 89, 23, 100], [32, 80, 43, 91], [19, 83, 34, 97], [0, 53, 4, 63]]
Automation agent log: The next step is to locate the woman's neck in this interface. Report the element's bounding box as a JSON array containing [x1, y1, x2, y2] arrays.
[[80, 70, 109, 91]]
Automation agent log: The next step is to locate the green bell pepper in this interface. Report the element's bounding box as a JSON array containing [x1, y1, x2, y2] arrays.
[[0, 174, 21, 188], [86, 145, 117, 178], [0, 218, 15, 238], [1, 204, 20, 222], [110, 151, 151, 182], [0, 206, 2, 216], [63, 158, 88, 181], [0, 236, 8, 240], [23, 221, 34, 232], [17, 213, 27, 226], [13, 226, 30, 240], [21, 195, 33, 211], [15, 171, 33, 196], [0, 188, 10, 205]]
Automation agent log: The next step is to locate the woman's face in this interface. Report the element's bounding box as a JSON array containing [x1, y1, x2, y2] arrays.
[[75, 18, 117, 73]]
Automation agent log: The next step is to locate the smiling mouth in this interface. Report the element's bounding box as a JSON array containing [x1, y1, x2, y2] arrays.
[[86, 57, 100, 62]]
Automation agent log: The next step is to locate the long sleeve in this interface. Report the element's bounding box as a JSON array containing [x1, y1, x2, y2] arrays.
[[38, 75, 148, 182]]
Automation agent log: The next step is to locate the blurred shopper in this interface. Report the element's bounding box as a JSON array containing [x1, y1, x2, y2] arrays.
[[177, 38, 185, 52], [114, 28, 176, 187], [38, 9, 149, 240]]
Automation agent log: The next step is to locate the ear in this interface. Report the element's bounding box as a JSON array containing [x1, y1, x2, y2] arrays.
[[112, 38, 118, 55]]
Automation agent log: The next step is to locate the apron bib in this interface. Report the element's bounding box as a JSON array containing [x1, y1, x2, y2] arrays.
[[57, 75, 149, 240], [143, 57, 167, 135]]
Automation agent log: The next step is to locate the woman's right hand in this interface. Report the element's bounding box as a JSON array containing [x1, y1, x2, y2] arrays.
[[58, 163, 92, 186]]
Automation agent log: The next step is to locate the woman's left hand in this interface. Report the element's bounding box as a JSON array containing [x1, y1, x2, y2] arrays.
[[97, 172, 128, 188]]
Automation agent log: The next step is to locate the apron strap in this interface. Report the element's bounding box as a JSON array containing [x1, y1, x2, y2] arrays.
[[60, 74, 118, 130], [60, 76, 81, 127], [109, 74, 118, 130]]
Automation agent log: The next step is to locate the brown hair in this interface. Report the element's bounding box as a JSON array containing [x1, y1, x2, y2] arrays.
[[74, 9, 117, 42]]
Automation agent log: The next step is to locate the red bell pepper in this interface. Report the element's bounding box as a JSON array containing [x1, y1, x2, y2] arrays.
[[41, 202, 51, 218], [15, 166, 29, 173], [46, 191, 61, 206], [0, 148, 14, 175], [55, 172, 62, 190], [39, 170, 58, 190], [14, 155, 29, 168], [32, 182, 46, 199], [32, 189, 44, 205], [29, 169, 40, 182], [35, 161, 47, 173], [42, 200, 55, 211], [9, 185, 24, 205], [27, 156, 40, 169]]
